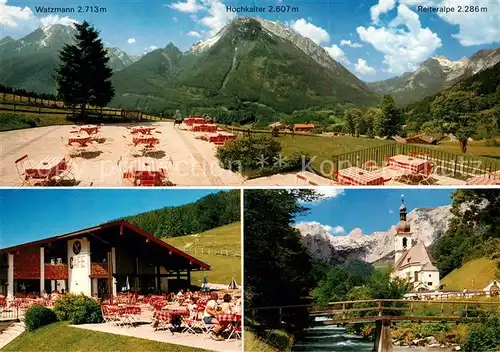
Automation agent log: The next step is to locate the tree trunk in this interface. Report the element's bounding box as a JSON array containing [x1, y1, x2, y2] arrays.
[[80, 103, 87, 119], [460, 139, 468, 153]]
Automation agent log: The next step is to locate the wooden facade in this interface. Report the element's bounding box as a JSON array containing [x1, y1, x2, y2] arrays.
[[0, 221, 209, 299]]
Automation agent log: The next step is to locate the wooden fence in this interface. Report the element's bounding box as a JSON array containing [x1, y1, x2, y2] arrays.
[[0, 94, 170, 121], [185, 247, 241, 257], [332, 142, 500, 179], [250, 298, 500, 326]]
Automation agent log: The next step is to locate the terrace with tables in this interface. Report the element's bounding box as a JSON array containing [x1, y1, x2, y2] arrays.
[[330, 143, 500, 186], [1, 120, 244, 187]]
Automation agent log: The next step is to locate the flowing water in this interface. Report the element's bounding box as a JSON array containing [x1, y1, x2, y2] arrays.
[[292, 325, 448, 352]]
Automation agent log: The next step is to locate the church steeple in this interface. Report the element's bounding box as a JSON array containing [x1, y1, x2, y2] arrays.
[[396, 195, 411, 233], [394, 194, 412, 264]]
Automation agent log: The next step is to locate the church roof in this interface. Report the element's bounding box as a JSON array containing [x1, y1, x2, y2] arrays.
[[395, 241, 435, 270]]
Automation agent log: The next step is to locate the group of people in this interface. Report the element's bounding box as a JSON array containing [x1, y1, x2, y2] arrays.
[[202, 291, 240, 341]]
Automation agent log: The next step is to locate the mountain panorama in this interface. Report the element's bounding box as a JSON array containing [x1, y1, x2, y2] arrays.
[[1, 17, 500, 110], [296, 204, 453, 265]]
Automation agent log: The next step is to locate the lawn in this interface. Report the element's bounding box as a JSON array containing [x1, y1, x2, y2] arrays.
[[441, 258, 498, 291], [164, 223, 241, 287], [3, 322, 205, 352], [435, 140, 500, 159], [278, 134, 392, 175]]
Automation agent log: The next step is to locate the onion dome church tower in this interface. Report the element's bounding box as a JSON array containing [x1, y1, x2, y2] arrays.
[[394, 195, 413, 263]]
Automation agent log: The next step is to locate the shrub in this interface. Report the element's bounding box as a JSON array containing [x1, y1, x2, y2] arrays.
[[264, 329, 294, 351], [24, 305, 58, 332], [216, 135, 282, 172], [463, 313, 500, 352], [53, 294, 102, 325]]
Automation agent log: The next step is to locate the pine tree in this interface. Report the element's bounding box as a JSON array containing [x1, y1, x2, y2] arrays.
[[376, 95, 402, 137], [55, 21, 114, 118]]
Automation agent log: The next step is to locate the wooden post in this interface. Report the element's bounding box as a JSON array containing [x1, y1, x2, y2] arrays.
[[378, 300, 383, 316], [107, 251, 114, 303], [278, 307, 283, 325]]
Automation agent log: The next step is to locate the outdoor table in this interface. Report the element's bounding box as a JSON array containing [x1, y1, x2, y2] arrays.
[[388, 154, 430, 175], [79, 125, 99, 135], [133, 136, 159, 146], [191, 124, 217, 132], [123, 157, 167, 186], [132, 126, 156, 135], [154, 309, 189, 323], [337, 167, 385, 186], [216, 313, 241, 323], [25, 156, 67, 179], [68, 135, 92, 147]]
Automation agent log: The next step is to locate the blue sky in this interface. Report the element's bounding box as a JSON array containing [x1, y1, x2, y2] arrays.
[[1, 0, 499, 80], [0, 189, 222, 248], [297, 188, 455, 235]]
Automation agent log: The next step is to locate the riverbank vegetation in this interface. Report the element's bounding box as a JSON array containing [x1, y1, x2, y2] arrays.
[[244, 189, 500, 351]]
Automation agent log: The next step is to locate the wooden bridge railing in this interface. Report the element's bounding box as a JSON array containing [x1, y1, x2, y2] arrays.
[[250, 299, 500, 326]]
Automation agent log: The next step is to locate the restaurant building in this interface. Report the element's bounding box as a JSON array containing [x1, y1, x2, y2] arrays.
[[0, 220, 210, 299]]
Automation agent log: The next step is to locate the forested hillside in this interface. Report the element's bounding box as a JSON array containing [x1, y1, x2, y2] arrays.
[[432, 189, 500, 278], [403, 61, 500, 140], [124, 190, 240, 238]]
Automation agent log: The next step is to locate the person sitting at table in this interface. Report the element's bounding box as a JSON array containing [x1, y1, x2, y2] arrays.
[[203, 292, 224, 341], [176, 289, 184, 299], [221, 294, 232, 314], [42, 290, 48, 299]]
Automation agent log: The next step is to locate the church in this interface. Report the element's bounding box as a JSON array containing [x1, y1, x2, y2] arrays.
[[391, 197, 440, 292]]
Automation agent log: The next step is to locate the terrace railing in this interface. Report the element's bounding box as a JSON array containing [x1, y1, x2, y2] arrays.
[[332, 142, 500, 180]]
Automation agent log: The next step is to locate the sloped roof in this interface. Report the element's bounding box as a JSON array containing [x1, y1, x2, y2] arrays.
[[294, 124, 315, 129], [395, 241, 435, 270], [407, 134, 437, 144], [0, 220, 210, 270]]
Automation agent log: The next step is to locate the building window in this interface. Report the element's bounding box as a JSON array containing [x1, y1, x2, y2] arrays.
[[402, 237, 407, 248], [414, 272, 418, 281], [427, 282, 432, 286], [429, 274, 431, 277]]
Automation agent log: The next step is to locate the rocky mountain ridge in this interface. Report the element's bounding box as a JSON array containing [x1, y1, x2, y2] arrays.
[[368, 48, 500, 104], [296, 205, 453, 264]]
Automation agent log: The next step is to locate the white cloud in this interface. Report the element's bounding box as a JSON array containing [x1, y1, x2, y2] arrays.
[[187, 30, 202, 38], [190, 14, 197, 21], [370, 0, 396, 23], [287, 18, 330, 45], [357, 4, 441, 74], [199, 0, 236, 36], [144, 45, 158, 53], [315, 187, 345, 200], [168, 0, 203, 13], [0, 0, 34, 27], [389, 209, 394, 214], [323, 224, 345, 235], [301, 222, 346, 235], [324, 44, 351, 65], [173, 17, 178, 22], [127, 38, 136, 44], [355, 58, 376, 75], [340, 39, 363, 48], [39, 15, 77, 27]]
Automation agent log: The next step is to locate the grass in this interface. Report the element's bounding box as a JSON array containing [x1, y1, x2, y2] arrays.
[[3, 322, 205, 352], [436, 140, 500, 159], [244, 330, 294, 352], [441, 258, 499, 291], [244, 331, 280, 352], [0, 112, 72, 131], [278, 134, 392, 175], [164, 223, 241, 287]]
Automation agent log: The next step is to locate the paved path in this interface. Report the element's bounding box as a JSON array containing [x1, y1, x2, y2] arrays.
[[73, 322, 241, 352], [0, 322, 25, 349]]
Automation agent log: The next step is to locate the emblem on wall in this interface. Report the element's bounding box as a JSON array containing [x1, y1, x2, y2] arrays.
[[73, 240, 81, 255]]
